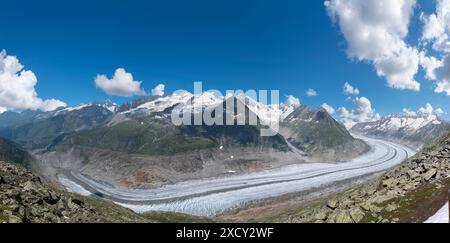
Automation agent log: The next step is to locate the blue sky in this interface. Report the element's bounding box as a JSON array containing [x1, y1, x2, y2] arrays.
[[0, 0, 449, 120]]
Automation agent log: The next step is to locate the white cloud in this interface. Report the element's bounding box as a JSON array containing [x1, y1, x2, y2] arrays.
[[95, 68, 146, 97], [402, 103, 445, 116], [151, 84, 165, 96], [402, 108, 417, 116], [337, 97, 381, 128], [343, 82, 360, 95], [0, 106, 6, 114], [421, 0, 450, 53], [284, 95, 301, 107], [419, 52, 443, 80], [306, 88, 318, 97], [325, 0, 420, 91], [434, 55, 450, 95], [418, 103, 434, 114], [0, 50, 66, 112], [322, 103, 335, 115], [421, 0, 450, 96]]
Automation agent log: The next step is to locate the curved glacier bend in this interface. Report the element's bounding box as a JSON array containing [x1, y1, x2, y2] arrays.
[[59, 135, 416, 217]]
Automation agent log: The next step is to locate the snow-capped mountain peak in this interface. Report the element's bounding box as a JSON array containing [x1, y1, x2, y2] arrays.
[[54, 101, 118, 116], [96, 101, 119, 113], [238, 95, 297, 124], [351, 112, 450, 149], [362, 113, 441, 132], [122, 91, 299, 123]]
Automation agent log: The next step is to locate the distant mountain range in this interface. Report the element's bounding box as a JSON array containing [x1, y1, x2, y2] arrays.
[[0, 93, 367, 188], [0, 101, 117, 151], [351, 113, 450, 149]]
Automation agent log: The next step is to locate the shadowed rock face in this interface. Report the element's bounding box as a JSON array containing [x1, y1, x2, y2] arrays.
[[280, 106, 369, 161], [0, 137, 31, 167]]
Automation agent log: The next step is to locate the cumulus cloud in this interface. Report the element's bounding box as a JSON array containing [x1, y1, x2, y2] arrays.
[[418, 103, 434, 114], [402, 108, 418, 116], [306, 88, 318, 97], [419, 52, 443, 80], [337, 97, 381, 128], [402, 103, 445, 116], [420, 0, 450, 96], [0, 50, 66, 112], [436, 107, 445, 115], [151, 84, 165, 96], [343, 82, 360, 95], [325, 0, 421, 91], [322, 103, 335, 115], [434, 55, 450, 95], [284, 95, 301, 107], [421, 0, 450, 53], [95, 68, 146, 97]]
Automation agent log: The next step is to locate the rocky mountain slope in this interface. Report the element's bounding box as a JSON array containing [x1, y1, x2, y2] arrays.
[[0, 110, 47, 130], [0, 137, 31, 167], [0, 101, 117, 151], [0, 160, 211, 223], [262, 131, 450, 223], [351, 113, 450, 149], [280, 106, 369, 161]]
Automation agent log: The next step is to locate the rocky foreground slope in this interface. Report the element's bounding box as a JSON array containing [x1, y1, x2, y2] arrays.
[[262, 131, 450, 223], [0, 160, 211, 223]]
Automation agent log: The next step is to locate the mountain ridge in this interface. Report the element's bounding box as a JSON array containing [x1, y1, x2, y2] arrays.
[[351, 112, 450, 149]]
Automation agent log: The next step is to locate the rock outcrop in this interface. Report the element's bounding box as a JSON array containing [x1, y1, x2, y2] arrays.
[[0, 160, 211, 223], [0, 161, 145, 223]]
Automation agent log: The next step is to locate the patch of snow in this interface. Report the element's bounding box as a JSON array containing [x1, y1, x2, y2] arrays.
[[126, 91, 194, 115], [239, 95, 293, 124], [54, 102, 117, 116], [363, 125, 374, 130], [100, 102, 118, 113], [182, 91, 224, 114], [425, 203, 449, 223], [124, 91, 299, 125], [55, 104, 89, 115], [432, 120, 442, 125]]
